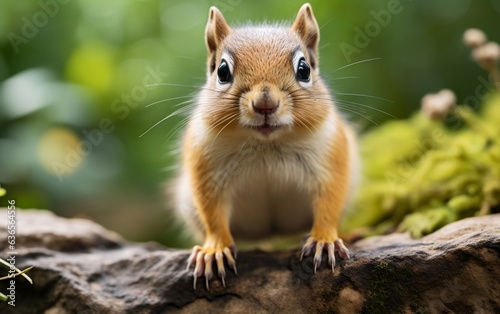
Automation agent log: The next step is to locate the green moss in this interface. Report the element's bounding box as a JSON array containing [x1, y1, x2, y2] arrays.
[[399, 207, 457, 238], [343, 93, 500, 238]]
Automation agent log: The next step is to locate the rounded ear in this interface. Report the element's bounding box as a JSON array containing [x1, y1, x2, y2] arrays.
[[292, 3, 320, 65], [205, 6, 231, 54]]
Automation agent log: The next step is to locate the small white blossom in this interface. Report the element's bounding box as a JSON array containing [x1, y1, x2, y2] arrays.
[[472, 42, 500, 71], [421, 89, 457, 120], [463, 28, 487, 49]]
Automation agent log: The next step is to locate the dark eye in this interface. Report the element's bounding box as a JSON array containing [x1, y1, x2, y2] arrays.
[[296, 57, 310, 82], [217, 59, 232, 84]]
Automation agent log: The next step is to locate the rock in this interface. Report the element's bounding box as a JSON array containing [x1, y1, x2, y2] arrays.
[[0, 209, 499, 313]]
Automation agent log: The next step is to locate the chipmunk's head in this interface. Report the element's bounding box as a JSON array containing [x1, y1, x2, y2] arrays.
[[199, 3, 333, 141]]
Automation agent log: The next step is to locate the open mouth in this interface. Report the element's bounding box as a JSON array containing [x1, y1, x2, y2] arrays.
[[251, 123, 282, 135]]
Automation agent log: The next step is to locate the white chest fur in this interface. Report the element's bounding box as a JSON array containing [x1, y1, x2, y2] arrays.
[[202, 120, 337, 240], [224, 146, 316, 239]]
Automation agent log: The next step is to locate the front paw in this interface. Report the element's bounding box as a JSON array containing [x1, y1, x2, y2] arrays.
[[300, 236, 350, 273], [186, 244, 238, 289]]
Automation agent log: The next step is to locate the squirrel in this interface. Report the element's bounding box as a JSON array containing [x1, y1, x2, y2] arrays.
[[173, 3, 360, 289]]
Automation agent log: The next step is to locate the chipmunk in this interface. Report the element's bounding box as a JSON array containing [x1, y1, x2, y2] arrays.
[[173, 3, 360, 289]]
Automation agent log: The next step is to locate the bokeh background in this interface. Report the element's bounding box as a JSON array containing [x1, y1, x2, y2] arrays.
[[0, 0, 499, 247]]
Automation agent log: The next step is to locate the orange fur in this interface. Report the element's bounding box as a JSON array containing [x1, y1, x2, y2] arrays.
[[310, 118, 350, 242], [183, 124, 234, 249]]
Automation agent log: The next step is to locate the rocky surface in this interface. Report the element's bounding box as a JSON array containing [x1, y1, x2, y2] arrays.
[[0, 209, 499, 313]]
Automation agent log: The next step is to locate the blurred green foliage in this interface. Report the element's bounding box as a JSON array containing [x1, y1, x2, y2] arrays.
[[343, 94, 500, 238], [0, 0, 499, 246]]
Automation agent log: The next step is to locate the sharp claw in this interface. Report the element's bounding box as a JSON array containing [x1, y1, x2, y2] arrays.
[[223, 247, 237, 275], [327, 243, 335, 266], [218, 268, 226, 278], [327, 243, 336, 272], [335, 239, 350, 260], [313, 242, 324, 273], [215, 251, 227, 286], [300, 248, 308, 260], [301, 237, 349, 272], [313, 255, 320, 273], [203, 254, 214, 291], [215, 252, 224, 272], [230, 245, 238, 260], [223, 247, 233, 260], [194, 253, 204, 278], [219, 268, 226, 287], [301, 243, 313, 260], [188, 244, 238, 289], [187, 245, 201, 270], [204, 254, 214, 285], [228, 258, 237, 275]]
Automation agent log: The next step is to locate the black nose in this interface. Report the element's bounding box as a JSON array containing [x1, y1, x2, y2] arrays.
[[252, 99, 279, 115]]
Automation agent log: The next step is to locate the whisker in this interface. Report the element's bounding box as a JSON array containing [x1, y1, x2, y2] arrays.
[[337, 103, 366, 111], [174, 100, 197, 108], [160, 165, 179, 175], [163, 116, 192, 147], [210, 114, 239, 148], [146, 82, 244, 99], [335, 99, 397, 118], [162, 107, 234, 146], [146, 83, 201, 89], [145, 95, 193, 108], [206, 112, 239, 134], [294, 115, 315, 135], [329, 57, 382, 74], [139, 105, 196, 138], [318, 42, 330, 50], [238, 138, 251, 153], [328, 76, 359, 81], [339, 107, 379, 125], [336, 92, 393, 103], [337, 104, 367, 114]]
